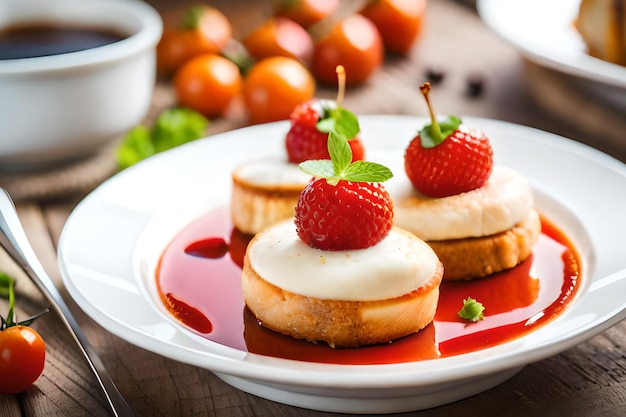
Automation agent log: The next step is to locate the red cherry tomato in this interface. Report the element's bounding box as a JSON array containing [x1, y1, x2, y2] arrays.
[[157, 5, 232, 76], [274, 0, 339, 28], [242, 56, 316, 124], [174, 54, 242, 118], [0, 326, 46, 394], [243, 17, 314, 66], [361, 0, 427, 54], [311, 14, 384, 85]]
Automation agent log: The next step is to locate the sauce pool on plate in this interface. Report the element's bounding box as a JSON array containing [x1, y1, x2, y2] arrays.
[[156, 208, 581, 365]]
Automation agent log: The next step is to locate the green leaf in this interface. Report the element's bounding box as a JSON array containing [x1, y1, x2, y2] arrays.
[[152, 108, 209, 153], [116, 125, 154, 170], [316, 106, 360, 140], [299, 159, 335, 179], [116, 107, 209, 170], [342, 161, 393, 182], [458, 297, 485, 322], [328, 131, 352, 175], [300, 132, 394, 185], [181, 6, 204, 30], [420, 115, 462, 149], [0, 272, 14, 299]]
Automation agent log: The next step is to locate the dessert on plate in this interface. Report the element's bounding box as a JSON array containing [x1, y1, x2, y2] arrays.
[[391, 83, 541, 280], [231, 66, 365, 234], [242, 132, 443, 348]]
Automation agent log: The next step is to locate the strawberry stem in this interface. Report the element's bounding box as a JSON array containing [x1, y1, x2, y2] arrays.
[[336, 65, 346, 108], [420, 82, 445, 144]]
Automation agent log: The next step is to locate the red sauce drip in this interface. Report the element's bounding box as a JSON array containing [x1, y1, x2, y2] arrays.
[[162, 293, 213, 334], [185, 237, 229, 259], [156, 208, 582, 364]]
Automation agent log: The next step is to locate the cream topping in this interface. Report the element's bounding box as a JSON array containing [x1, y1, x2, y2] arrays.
[[233, 158, 312, 188], [388, 165, 534, 241], [248, 221, 440, 301]]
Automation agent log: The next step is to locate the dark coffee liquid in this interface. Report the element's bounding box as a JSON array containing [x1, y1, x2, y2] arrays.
[[0, 24, 126, 60]]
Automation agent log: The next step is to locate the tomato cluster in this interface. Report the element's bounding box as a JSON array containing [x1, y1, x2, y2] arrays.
[[157, 0, 427, 124]]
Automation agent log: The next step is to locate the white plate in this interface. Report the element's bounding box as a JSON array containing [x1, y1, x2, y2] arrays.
[[58, 116, 626, 414], [477, 0, 626, 88]]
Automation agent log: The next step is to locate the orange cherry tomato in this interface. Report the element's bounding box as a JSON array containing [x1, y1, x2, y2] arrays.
[[243, 17, 314, 66], [311, 14, 384, 85], [274, 0, 339, 28], [157, 5, 232, 76], [242, 56, 315, 124], [361, 0, 427, 54], [0, 326, 46, 394], [174, 54, 242, 118]]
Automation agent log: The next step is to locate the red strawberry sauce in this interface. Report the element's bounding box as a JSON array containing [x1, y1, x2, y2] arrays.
[[156, 207, 581, 365]]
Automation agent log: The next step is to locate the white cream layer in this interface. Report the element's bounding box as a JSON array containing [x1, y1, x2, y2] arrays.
[[248, 221, 439, 301], [388, 165, 534, 241], [233, 157, 312, 188]]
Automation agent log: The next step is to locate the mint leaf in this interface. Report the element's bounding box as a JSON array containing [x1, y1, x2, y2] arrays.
[[342, 161, 393, 182], [300, 132, 393, 185], [458, 297, 485, 322], [299, 159, 335, 178], [116, 125, 154, 170], [316, 107, 360, 140], [328, 131, 352, 175], [419, 115, 462, 149], [152, 108, 209, 153], [116, 107, 209, 170]]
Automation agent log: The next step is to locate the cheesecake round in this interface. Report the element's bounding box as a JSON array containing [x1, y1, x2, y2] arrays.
[[242, 221, 443, 348], [231, 158, 312, 235], [390, 166, 541, 280]]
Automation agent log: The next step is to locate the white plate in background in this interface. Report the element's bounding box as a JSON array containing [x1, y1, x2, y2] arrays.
[[477, 0, 626, 88]]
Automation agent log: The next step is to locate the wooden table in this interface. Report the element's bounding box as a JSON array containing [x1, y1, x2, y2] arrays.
[[2, 1, 626, 416]]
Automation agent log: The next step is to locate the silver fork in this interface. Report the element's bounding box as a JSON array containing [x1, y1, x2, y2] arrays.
[[0, 189, 134, 417]]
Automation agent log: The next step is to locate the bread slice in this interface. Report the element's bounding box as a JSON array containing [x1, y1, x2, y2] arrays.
[[230, 160, 310, 235], [242, 233, 444, 349], [428, 209, 541, 281]]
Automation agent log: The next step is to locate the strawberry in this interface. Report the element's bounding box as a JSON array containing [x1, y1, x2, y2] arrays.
[[285, 65, 365, 163], [285, 100, 365, 163], [404, 83, 493, 198], [295, 131, 393, 250]]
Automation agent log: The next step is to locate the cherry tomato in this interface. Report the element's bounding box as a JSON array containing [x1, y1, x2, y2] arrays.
[[157, 5, 232, 76], [361, 0, 427, 54], [0, 326, 46, 394], [243, 17, 314, 66], [274, 0, 339, 28], [311, 14, 384, 85], [174, 54, 242, 118], [243, 56, 315, 124]]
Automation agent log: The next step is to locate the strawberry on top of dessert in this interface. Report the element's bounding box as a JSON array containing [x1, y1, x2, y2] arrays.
[[231, 65, 366, 235], [242, 132, 443, 348], [392, 83, 541, 281]]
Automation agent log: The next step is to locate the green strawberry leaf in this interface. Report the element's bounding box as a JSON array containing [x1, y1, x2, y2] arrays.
[[316, 106, 360, 140], [300, 131, 393, 185], [419, 115, 462, 149]]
